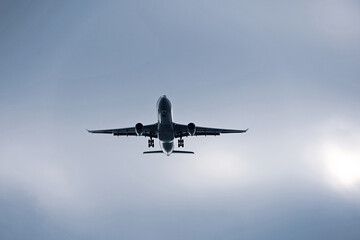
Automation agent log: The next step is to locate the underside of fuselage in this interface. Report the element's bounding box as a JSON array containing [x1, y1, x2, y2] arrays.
[[157, 95, 175, 155], [160, 141, 174, 156]]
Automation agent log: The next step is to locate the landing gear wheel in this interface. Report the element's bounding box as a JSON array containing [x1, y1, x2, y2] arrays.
[[148, 138, 154, 148], [178, 138, 184, 148]]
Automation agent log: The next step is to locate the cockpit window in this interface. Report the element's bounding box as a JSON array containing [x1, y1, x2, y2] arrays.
[[161, 110, 167, 114]]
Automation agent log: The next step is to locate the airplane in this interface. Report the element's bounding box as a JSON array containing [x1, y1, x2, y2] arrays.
[[87, 95, 248, 156]]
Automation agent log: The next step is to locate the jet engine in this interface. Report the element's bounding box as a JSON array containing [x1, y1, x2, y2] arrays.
[[187, 122, 196, 136], [135, 123, 144, 136]]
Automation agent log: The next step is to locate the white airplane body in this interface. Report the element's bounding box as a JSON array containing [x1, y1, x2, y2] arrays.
[[88, 95, 248, 155]]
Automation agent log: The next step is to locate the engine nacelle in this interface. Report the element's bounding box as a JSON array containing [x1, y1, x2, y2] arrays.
[[188, 122, 196, 136], [135, 123, 143, 136]]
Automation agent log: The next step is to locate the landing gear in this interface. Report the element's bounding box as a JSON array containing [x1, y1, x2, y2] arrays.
[[178, 138, 184, 148], [148, 138, 154, 148]]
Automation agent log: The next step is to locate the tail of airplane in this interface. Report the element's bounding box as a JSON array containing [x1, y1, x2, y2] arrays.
[[143, 150, 194, 154]]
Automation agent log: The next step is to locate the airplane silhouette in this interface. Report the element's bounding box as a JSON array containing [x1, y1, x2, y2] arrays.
[[88, 95, 248, 155]]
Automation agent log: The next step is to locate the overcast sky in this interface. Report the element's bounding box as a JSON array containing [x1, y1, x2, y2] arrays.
[[1, 0, 360, 239]]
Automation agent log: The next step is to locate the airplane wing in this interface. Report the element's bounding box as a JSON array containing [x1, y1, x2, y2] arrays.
[[174, 123, 248, 138], [87, 124, 158, 138]]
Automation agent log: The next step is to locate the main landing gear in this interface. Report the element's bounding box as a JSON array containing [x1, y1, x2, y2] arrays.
[[148, 138, 154, 148], [178, 138, 184, 148]]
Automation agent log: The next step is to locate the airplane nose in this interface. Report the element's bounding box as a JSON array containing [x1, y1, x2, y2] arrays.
[[157, 96, 171, 110], [157, 95, 168, 108]]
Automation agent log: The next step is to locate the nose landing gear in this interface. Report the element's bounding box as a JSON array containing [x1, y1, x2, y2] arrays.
[[148, 138, 154, 148], [178, 138, 184, 148]]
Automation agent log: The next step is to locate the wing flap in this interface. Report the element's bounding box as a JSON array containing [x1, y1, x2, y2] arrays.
[[195, 127, 248, 136], [87, 124, 158, 138], [87, 128, 136, 136], [174, 123, 248, 138]]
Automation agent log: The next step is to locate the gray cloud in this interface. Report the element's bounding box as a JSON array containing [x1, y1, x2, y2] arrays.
[[1, 0, 360, 239]]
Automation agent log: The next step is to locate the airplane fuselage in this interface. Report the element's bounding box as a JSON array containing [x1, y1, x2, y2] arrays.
[[157, 95, 175, 155]]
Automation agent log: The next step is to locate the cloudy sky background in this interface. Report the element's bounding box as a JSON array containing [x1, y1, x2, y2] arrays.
[[1, 0, 360, 239]]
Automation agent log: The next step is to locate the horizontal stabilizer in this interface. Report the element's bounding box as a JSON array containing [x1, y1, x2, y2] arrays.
[[143, 150, 195, 154], [143, 151, 163, 154], [172, 150, 194, 154]]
